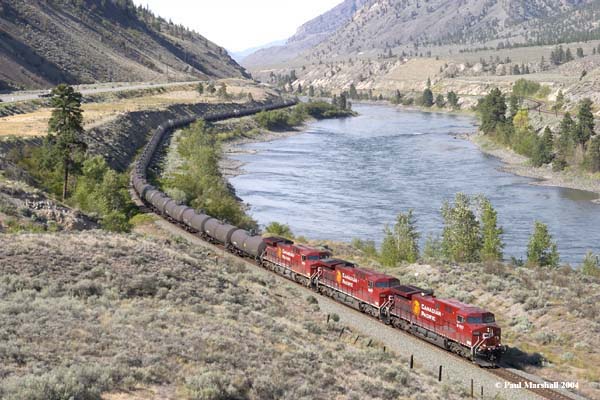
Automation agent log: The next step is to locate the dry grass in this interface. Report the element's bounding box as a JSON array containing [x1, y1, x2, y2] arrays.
[[0, 230, 466, 400], [0, 80, 276, 137]]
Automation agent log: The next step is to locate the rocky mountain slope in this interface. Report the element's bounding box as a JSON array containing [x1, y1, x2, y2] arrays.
[[245, 0, 598, 70], [0, 0, 248, 91], [242, 0, 370, 68]]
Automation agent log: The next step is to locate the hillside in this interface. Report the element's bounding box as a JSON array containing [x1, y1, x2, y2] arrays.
[[0, 225, 467, 399], [245, 0, 600, 70], [0, 0, 249, 91], [242, 0, 370, 69]]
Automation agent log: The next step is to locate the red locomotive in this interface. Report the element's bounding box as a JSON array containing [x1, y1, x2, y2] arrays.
[[259, 236, 503, 363]]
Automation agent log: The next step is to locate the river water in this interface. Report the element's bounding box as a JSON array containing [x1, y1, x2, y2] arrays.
[[229, 103, 600, 265]]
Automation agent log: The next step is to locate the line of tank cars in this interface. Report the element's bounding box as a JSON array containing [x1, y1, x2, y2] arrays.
[[131, 99, 504, 365]]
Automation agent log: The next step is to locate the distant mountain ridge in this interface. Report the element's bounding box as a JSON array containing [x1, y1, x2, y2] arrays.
[[242, 0, 371, 68], [0, 0, 248, 91], [245, 0, 598, 70]]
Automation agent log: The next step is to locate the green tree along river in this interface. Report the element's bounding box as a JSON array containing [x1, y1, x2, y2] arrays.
[[230, 103, 600, 265]]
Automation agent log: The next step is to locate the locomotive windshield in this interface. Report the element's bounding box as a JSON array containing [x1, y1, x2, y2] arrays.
[[467, 314, 495, 324], [308, 255, 320, 260], [375, 279, 401, 288]]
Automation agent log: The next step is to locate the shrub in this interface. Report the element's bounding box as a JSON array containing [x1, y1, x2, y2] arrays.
[[581, 251, 600, 277], [0, 364, 118, 400], [351, 238, 377, 257], [512, 79, 541, 97], [379, 210, 420, 266], [264, 221, 293, 238]]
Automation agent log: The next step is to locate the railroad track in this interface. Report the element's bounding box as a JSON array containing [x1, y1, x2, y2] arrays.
[[128, 100, 588, 400]]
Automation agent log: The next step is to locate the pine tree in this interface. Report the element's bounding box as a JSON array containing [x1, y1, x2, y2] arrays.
[[566, 48, 574, 62], [380, 225, 400, 267], [441, 193, 482, 263], [349, 83, 358, 99], [586, 136, 600, 172], [553, 90, 564, 116], [393, 210, 420, 263], [478, 88, 507, 134], [422, 88, 434, 107], [197, 82, 204, 95], [339, 92, 348, 110], [509, 93, 520, 121], [435, 93, 445, 108], [527, 221, 559, 268], [532, 127, 554, 167], [47, 84, 87, 200], [308, 85, 315, 97], [478, 196, 504, 262], [577, 47, 585, 58], [575, 98, 594, 146], [447, 91, 459, 109]]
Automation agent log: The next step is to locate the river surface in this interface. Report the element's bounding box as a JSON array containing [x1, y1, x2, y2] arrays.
[[229, 104, 600, 265]]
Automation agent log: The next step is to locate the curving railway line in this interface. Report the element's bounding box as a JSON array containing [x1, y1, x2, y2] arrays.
[[129, 98, 587, 400]]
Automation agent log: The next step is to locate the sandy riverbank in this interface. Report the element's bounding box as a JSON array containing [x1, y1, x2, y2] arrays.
[[467, 133, 600, 201]]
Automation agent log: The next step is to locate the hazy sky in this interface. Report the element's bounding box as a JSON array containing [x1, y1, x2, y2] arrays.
[[132, 0, 342, 52]]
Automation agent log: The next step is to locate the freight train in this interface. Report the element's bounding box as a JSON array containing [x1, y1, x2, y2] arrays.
[[131, 99, 504, 365]]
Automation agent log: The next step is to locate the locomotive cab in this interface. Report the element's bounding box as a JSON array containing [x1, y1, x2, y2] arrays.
[[460, 312, 503, 361]]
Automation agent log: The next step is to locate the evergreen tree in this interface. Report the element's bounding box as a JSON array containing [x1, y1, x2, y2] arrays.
[[509, 93, 520, 121], [478, 196, 504, 262], [447, 91, 459, 109], [478, 88, 507, 134], [586, 136, 600, 172], [527, 221, 559, 268], [435, 93, 445, 108], [197, 82, 204, 95], [216, 83, 228, 99], [308, 85, 315, 97], [555, 112, 576, 168], [47, 84, 87, 200], [297, 83, 303, 94], [422, 88, 434, 107], [380, 226, 400, 267], [392, 90, 403, 105], [565, 47, 574, 62], [393, 210, 420, 263], [575, 98, 594, 146], [441, 193, 481, 263], [553, 90, 564, 116], [532, 127, 554, 167], [349, 83, 358, 100], [339, 92, 348, 110], [576, 47, 585, 58]]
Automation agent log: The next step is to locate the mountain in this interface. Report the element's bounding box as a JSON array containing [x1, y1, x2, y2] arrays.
[[229, 39, 286, 63], [245, 0, 598, 70], [0, 0, 249, 91], [242, 0, 371, 69], [305, 0, 595, 61]]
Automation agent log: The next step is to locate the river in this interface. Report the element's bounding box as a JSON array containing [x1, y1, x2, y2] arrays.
[[229, 103, 600, 265]]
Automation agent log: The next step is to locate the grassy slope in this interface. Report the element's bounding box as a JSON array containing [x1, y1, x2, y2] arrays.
[[0, 228, 468, 400]]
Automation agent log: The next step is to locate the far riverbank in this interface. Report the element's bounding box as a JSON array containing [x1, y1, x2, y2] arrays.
[[467, 133, 600, 201]]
